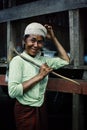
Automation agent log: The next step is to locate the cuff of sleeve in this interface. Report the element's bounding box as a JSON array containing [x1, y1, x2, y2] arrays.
[[16, 84, 23, 96]]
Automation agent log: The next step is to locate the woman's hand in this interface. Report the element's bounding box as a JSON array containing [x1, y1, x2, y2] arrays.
[[44, 24, 55, 40], [44, 24, 70, 62], [39, 63, 53, 79]]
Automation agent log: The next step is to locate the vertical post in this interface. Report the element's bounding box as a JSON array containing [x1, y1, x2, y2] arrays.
[[69, 9, 84, 67], [69, 9, 85, 130], [72, 94, 85, 130], [7, 21, 11, 62], [7, 21, 16, 62], [72, 94, 79, 130]]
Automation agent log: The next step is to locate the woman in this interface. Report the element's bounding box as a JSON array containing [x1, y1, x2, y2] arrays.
[[8, 22, 69, 130]]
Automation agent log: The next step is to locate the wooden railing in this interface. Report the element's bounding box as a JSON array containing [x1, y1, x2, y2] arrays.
[[0, 74, 87, 95]]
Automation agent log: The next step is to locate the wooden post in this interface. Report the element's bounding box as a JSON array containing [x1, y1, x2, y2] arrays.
[[7, 21, 11, 62], [7, 21, 16, 62], [69, 9, 84, 67], [69, 9, 85, 130]]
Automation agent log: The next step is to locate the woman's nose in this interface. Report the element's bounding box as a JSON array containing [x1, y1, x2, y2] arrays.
[[34, 41, 38, 46]]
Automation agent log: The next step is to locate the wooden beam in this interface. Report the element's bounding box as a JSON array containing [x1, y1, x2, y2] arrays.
[[0, 0, 87, 23], [47, 78, 87, 95], [69, 9, 84, 66], [72, 94, 85, 130], [1, 75, 87, 95], [68, 9, 85, 130]]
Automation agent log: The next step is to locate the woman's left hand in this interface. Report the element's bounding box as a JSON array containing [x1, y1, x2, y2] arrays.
[[44, 24, 55, 40]]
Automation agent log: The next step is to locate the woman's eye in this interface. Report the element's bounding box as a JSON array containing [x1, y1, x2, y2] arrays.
[[31, 38, 36, 43]]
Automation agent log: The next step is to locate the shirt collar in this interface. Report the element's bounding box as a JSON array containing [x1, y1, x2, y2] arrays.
[[21, 51, 41, 59]]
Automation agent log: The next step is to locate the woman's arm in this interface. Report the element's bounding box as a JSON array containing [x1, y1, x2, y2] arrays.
[[22, 63, 53, 93], [44, 25, 70, 63]]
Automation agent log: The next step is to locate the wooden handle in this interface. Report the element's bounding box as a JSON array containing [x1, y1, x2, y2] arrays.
[[52, 71, 80, 85], [13, 48, 80, 86]]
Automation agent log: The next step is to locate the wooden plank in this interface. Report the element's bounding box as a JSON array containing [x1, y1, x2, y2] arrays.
[[47, 78, 87, 95], [64, 65, 87, 70], [0, 0, 87, 23], [47, 78, 81, 94], [0, 75, 87, 93], [0, 75, 87, 95]]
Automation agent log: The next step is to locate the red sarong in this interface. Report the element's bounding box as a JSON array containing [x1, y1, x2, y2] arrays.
[[14, 100, 48, 130]]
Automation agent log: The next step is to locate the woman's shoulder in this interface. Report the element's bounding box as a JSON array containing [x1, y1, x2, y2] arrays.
[[10, 55, 23, 64]]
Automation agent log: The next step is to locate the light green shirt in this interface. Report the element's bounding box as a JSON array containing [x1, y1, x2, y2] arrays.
[[8, 51, 69, 107]]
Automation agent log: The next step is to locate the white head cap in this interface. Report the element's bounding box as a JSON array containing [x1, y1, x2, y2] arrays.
[[24, 22, 47, 38]]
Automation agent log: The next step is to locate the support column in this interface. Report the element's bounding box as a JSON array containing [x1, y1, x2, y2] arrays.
[[69, 9, 84, 67], [7, 21, 16, 62], [69, 9, 85, 130]]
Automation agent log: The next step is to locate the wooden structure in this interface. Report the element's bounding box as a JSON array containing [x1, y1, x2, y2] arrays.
[[0, 0, 87, 130]]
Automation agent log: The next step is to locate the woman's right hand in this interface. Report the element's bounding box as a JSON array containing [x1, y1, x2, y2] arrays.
[[39, 63, 53, 79]]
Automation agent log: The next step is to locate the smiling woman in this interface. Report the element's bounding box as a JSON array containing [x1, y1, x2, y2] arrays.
[[8, 22, 69, 130], [24, 35, 44, 56]]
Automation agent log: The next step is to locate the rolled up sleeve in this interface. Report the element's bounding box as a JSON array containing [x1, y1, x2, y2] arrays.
[[8, 56, 23, 98], [45, 57, 69, 69]]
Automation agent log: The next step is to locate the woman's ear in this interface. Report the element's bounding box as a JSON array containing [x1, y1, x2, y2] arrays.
[[22, 41, 25, 49]]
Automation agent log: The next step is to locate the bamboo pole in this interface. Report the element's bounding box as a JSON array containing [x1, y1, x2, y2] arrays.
[[13, 48, 80, 86]]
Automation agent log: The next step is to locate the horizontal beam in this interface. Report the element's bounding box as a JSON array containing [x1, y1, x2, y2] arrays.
[[47, 78, 87, 95], [0, 75, 87, 95], [0, 0, 87, 23]]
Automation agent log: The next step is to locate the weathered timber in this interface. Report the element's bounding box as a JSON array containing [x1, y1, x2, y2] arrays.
[[0, 75, 87, 95], [0, 0, 87, 23]]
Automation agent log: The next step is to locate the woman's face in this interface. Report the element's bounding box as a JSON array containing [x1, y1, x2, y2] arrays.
[[24, 34, 44, 57]]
